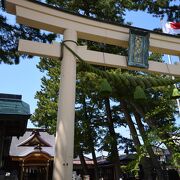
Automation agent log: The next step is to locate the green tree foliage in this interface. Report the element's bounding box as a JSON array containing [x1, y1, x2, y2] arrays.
[[46, 0, 125, 22], [31, 58, 60, 134], [46, 0, 179, 21], [0, 3, 56, 64], [119, 0, 179, 21]]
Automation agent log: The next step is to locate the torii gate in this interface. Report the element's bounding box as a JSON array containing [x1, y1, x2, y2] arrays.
[[4, 0, 180, 179]]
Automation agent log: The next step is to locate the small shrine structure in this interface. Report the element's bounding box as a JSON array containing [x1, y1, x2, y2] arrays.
[[0, 93, 31, 174]]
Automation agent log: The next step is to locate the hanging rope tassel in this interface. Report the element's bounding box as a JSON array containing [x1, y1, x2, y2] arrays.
[[134, 86, 147, 100], [172, 87, 180, 99], [99, 78, 112, 97]]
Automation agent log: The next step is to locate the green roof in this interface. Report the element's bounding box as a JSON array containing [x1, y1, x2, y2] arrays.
[[0, 93, 30, 115]]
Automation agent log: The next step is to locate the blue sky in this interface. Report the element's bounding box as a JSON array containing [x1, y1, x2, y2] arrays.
[[0, 6, 179, 127]]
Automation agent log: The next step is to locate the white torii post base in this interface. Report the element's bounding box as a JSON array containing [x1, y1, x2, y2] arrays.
[[53, 29, 77, 180]]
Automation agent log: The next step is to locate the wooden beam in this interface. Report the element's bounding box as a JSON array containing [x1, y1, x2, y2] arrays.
[[18, 40, 61, 58], [18, 39, 180, 77], [6, 0, 180, 56]]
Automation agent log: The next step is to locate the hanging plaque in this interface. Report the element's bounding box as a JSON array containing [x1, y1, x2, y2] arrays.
[[128, 29, 150, 68]]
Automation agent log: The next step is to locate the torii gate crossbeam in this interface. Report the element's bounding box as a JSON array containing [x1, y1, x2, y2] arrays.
[[4, 0, 180, 180], [18, 39, 180, 77]]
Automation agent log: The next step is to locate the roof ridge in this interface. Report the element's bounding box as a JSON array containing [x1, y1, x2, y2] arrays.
[[18, 131, 52, 147]]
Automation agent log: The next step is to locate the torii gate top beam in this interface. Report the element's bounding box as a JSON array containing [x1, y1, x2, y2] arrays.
[[5, 0, 180, 56]]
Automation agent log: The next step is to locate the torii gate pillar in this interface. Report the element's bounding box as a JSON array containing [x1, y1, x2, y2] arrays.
[[53, 29, 77, 180]]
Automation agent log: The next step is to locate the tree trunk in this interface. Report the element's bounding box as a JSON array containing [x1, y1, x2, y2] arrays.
[[79, 148, 88, 175], [91, 146, 99, 180], [105, 98, 121, 180], [121, 100, 154, 180], [83, 97, 99, 180], [130, 102, 179, 156], [133, 110, 167, 180], [120, 100, 141, 147]]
